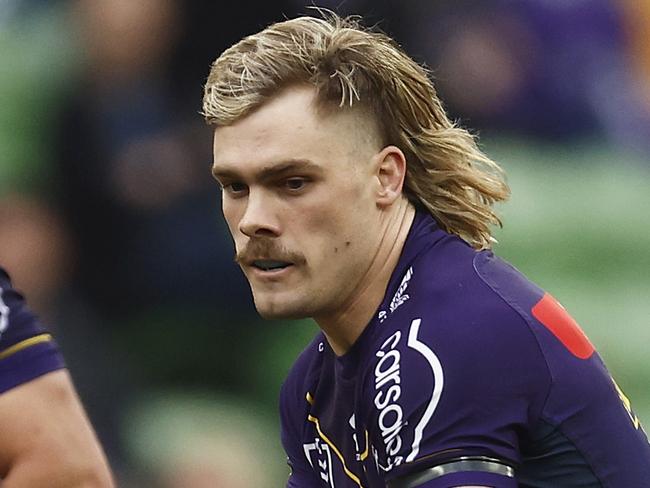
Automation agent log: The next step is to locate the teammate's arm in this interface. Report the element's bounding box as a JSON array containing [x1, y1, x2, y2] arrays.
[[0, 369, 114, 487]]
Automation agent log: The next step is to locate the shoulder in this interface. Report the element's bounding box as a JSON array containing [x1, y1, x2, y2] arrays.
[[370, 243, 554, 407], [389, 238, 548, 357], [362, 244, 554, 475], [396, 245, 553, 397]]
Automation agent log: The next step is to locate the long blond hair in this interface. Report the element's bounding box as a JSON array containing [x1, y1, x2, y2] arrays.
[[203, 13, 510, 249]]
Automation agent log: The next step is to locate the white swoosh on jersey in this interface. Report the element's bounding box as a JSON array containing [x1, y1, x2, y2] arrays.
[[406, 318, 444, 463]]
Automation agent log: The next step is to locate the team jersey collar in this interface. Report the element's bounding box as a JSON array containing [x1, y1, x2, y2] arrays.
[[382, 209, 441, 304]]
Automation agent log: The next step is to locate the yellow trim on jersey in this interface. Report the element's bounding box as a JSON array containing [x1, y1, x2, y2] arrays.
[[307, 414, 365, 488], [0, 333, 53, 361], [612, 378, 642, 430], [306, 391, 314, 405]]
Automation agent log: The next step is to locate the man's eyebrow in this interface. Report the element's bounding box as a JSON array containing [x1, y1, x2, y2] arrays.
[[211, 159, 323, 181], [211, 166, 237, 180]]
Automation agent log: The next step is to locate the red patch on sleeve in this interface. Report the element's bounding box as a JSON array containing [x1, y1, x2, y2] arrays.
[[531, 293, 595, 359]]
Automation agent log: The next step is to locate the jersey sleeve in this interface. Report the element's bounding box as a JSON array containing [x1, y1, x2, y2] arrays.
[[0, 268, 65, 393], [366, 272, 551, 483]]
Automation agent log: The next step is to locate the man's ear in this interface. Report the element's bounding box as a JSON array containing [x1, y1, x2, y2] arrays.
[[374, 145, 407, 208]]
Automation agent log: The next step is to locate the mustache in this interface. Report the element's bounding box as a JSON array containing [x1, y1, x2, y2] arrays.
[[235, 239, 306, 266]]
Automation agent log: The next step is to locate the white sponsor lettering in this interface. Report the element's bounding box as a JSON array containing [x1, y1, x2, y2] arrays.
[[374, 330, 405, 471]]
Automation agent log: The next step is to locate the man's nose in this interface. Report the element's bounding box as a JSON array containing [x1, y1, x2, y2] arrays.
[[238, 191, 280, 238]]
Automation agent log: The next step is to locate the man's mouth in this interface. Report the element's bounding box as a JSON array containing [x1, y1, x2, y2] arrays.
[[251, 259, 293, 271]]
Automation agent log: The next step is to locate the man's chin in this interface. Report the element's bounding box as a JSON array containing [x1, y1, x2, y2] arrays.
[[253, 299, 311, 320]]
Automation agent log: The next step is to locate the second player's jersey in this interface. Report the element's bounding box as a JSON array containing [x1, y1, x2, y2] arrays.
[[0, 267, 65, 393], [280, 211, 650, 487]]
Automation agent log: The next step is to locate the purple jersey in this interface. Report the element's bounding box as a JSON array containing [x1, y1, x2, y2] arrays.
[[280, 212, 650, 487], [0, 267, 65, 393]]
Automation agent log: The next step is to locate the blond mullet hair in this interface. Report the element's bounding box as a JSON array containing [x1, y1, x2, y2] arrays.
[[203, 13, 510, 249]]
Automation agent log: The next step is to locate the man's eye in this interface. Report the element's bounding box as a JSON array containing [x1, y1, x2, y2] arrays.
[[223, 182, 248, 195], [285, 178, 307, 191]]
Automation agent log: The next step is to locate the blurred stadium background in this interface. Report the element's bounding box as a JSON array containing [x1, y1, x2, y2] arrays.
[[0, 0, 648, 485]]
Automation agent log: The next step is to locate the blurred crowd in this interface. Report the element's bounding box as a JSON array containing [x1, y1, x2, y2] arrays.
[[1, 0, 649, 485]]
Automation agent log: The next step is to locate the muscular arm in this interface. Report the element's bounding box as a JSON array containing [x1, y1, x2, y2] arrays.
[[0, 369, 114, 487]]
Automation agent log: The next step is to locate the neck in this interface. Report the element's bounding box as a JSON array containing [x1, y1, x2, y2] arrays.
[[315, 200, 416, 356]]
